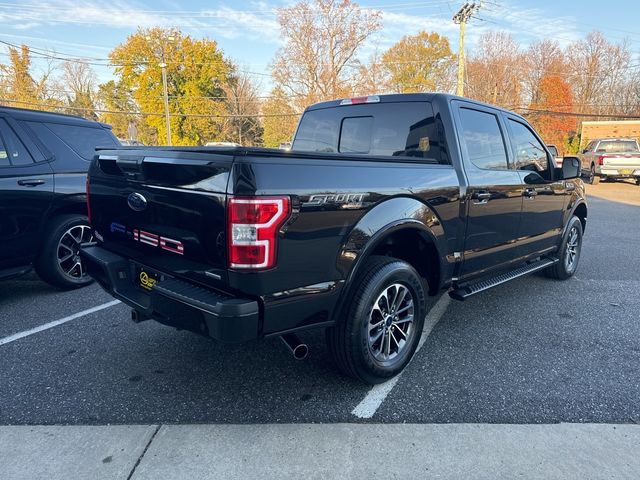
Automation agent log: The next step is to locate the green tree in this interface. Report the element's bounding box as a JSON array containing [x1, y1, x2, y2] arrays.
[[0, 45, 54, 109], [262, 88, 299, 148], [109, 28, 232, 146], [96, 80, 149, 142], [381, 31, 456, 93]]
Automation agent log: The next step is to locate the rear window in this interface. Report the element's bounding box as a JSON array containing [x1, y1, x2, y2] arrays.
[[33, 122, 118, 161], [293, 102, 449, 163], [596, 140, 639, 153]]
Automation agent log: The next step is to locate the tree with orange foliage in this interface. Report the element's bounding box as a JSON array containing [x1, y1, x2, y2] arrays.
[[528, 75, 577, 150]]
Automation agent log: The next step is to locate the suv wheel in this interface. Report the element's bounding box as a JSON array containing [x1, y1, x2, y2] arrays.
[[588, 165, 600, 185], [35, 215, 94, 289], [545, 216, 583, 280], [326, 256, 426, 384]]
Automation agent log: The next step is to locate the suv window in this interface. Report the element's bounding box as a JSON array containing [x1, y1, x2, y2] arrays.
[[458, 108, 508, 170], [293, 102, 449, 163], [42, 123, 118, 160], [0, 119, 34, 167], [508, 119, 550, 178]]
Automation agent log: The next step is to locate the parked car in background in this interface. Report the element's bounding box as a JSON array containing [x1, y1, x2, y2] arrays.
[[205, 142, 241, 147], [0, 106, 120, 288], [82, 93, 586, 384], [119, 139, 145, 146], [578, 137, 640, 185], [546, 144, 563, 167]]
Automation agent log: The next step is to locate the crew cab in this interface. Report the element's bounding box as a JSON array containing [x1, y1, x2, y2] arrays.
[[81, 94, 587, 384], [0, 106, 119, 288], [579, 137, 640, 185]]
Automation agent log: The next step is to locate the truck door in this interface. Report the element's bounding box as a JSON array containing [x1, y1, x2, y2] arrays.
[[453, 103, 523, 279], [504, 116, 566, 258], [0, 116, 54, 270]]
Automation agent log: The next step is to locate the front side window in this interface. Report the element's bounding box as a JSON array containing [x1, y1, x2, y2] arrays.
[[508, 119, 550, 177], [458, 108, 508, 170], [0, 119, 34, 167]]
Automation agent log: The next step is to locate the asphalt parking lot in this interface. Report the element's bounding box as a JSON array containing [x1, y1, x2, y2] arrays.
[[1, 181, 639, 426]]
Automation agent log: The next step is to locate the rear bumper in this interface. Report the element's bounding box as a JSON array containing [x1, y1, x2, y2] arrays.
[[80, 245, 260, 343], [596, 166, 640, 177]]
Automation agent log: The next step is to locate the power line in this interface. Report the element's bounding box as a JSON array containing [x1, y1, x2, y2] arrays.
[[0, 98, 302, 118]]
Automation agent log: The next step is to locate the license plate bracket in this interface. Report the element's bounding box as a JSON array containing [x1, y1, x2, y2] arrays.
[[133, 264, 165, 291]]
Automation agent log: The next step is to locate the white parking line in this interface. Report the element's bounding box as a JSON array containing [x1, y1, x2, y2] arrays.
[[0, 300, 121, 346], [351, 293, 451, 419]]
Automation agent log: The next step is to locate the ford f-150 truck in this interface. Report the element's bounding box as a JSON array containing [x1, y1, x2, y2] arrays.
[[579, 137, 640, 185], [81, 93, 587, 384]]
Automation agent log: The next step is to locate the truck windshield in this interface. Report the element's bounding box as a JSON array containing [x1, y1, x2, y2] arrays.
[[596, 140, 639, 153], [293, 102, 448, 164]]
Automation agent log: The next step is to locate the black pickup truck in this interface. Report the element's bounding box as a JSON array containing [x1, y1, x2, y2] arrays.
[[82, 93, 587, 384]]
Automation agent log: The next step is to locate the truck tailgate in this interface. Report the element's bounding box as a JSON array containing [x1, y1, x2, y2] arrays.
[[601, 154, 640, 169], [89, 150, 232, 280]]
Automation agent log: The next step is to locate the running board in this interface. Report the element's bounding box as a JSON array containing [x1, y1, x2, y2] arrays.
[[449, 258, 558, 301]]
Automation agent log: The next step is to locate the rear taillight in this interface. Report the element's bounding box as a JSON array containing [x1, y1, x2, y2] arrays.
[[227, 196, 291, 270], [86, 176, 92, 225], [598, 155, 607, 166]]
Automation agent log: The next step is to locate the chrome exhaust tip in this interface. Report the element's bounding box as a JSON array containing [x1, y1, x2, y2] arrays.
[[280, 333, 309, 360]]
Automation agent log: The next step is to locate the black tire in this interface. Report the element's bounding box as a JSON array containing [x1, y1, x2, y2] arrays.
[[545, 216, 583, 280], [588, 165, 600, 185], [636, 178, 640, 186], [326, 255, 427, 384], [35, 214, 94, 289]]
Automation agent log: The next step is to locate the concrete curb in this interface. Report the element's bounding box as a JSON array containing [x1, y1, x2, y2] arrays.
[[2, 423, 639, 480]]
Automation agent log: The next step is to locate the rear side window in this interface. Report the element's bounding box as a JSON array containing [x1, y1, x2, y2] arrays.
[[293, 102, 448, 163], [0, 118, 34, 167], [458, 108, 508, 170], [42, 123, 118, 160]]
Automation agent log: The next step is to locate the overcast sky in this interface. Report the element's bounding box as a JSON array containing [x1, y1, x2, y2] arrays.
[[1, 0, 639, 92]]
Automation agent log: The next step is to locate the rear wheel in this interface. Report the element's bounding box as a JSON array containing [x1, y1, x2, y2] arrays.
[[326, 256, 426, 384], [588, 165, 600, 185], [35, 215, 94, 289], [546, 216, 583, 280]]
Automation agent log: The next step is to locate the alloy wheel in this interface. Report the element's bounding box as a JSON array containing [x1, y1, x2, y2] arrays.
[[57, 225, 93, 280], [367, 283, 415, 362], [565, 226, 580, 272]]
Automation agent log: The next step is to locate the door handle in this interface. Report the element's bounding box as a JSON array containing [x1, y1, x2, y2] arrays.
[[17, 179, 46, 187], [473, 191, 492, 204], [523, 189, 538, 198]]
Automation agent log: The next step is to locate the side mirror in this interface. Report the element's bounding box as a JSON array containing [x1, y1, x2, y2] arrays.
[[561, 156, 580, 179]]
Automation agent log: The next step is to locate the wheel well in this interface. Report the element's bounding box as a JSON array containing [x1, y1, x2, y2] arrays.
[[574, 203, 587, 232], [370, 228, 440, 295]]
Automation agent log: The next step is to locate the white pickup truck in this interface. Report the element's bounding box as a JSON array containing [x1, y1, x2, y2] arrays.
[[579, 138, 640, 185]]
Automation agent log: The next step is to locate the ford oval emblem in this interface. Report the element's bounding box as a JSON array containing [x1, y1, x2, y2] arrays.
[[127, 192, 148, 212]]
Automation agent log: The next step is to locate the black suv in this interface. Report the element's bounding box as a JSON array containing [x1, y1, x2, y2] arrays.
[[0, 106, 119, 288]]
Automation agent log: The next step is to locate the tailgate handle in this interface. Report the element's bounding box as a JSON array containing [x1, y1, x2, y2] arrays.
[[116, 156, 144, 174]]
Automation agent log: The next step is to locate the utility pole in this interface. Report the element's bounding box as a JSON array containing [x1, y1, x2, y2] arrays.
[[159, 62, 171, 146], [145, 34, 175, 146], [453, 2, 481, 97]]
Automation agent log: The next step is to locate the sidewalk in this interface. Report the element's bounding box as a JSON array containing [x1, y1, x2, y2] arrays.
[[2, 423, 639, 479]]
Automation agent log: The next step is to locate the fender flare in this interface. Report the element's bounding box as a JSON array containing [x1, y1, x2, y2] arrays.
[[564, 199, 588, 236], [332, 197, 448, 321]]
